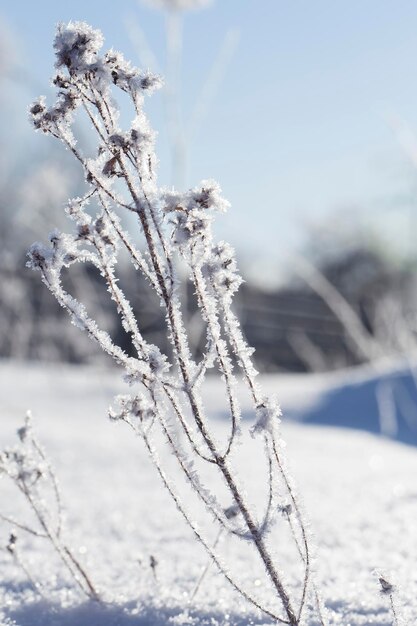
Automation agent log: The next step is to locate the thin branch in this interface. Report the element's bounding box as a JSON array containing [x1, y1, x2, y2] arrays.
[[0, 513, 47, 538]]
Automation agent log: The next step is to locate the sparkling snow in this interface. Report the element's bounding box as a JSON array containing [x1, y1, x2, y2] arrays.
[[0, 360, 416, 625]]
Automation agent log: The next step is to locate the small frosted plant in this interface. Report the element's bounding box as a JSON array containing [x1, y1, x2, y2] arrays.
[[377, 573, 406, 626], [27, 22, 325, 625], [0, 412, 99, 600]]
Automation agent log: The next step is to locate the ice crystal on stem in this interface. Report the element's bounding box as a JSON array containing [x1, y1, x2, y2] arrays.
[[27, 22, 326, 625]]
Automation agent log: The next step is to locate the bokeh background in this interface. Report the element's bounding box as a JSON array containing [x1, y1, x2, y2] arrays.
[[3, 0, 417, 374]]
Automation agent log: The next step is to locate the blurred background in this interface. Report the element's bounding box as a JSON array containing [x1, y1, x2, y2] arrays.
[[3, 0, 417, 376]]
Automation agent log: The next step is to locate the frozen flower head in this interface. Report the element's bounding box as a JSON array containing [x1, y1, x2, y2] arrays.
[[251, 398, 282, 437], [142, 0, 212, 12], [27, 242, 52, 270], [378, 575, 395, 595], [105, 50, 163, 95], [201, 241, 242, 298], [172, 208, 212, 246], [163, 180, 230, 249], [29, 89, 79, 135], [109, 394, 155, 423], [17, 411, 33, 443], [54, 21, 104, 72], [191, 180, 230, 213]]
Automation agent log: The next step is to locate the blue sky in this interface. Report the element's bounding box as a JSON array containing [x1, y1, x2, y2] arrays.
[[3, 1, 417, 282]]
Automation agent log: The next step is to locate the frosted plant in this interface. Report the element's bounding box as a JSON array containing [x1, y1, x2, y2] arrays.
[[376, 573, 406, 626], [0, 412, 100, 600], [28, 22, 325, 625]]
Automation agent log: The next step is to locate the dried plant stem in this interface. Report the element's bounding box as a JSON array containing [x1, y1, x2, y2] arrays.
[[19, 479, 100, 601]]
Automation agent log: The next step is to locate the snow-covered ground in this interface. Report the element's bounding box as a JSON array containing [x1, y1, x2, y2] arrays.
[[1, 359, 417, 625]]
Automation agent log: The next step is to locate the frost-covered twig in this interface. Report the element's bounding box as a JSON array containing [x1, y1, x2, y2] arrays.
[[27, 22, 325, 625], [5, 532, 47, 599]]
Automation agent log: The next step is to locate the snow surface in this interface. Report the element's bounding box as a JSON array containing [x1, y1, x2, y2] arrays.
[[1, 359, 417, 625]]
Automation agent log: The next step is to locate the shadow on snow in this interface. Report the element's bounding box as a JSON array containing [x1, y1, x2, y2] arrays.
[[3, 599, 277, 626], [236, 364, 417, 446], [286, 365, 417, 446]]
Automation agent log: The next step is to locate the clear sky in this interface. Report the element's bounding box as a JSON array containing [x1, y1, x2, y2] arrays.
[[3, 1, 417, 283]]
